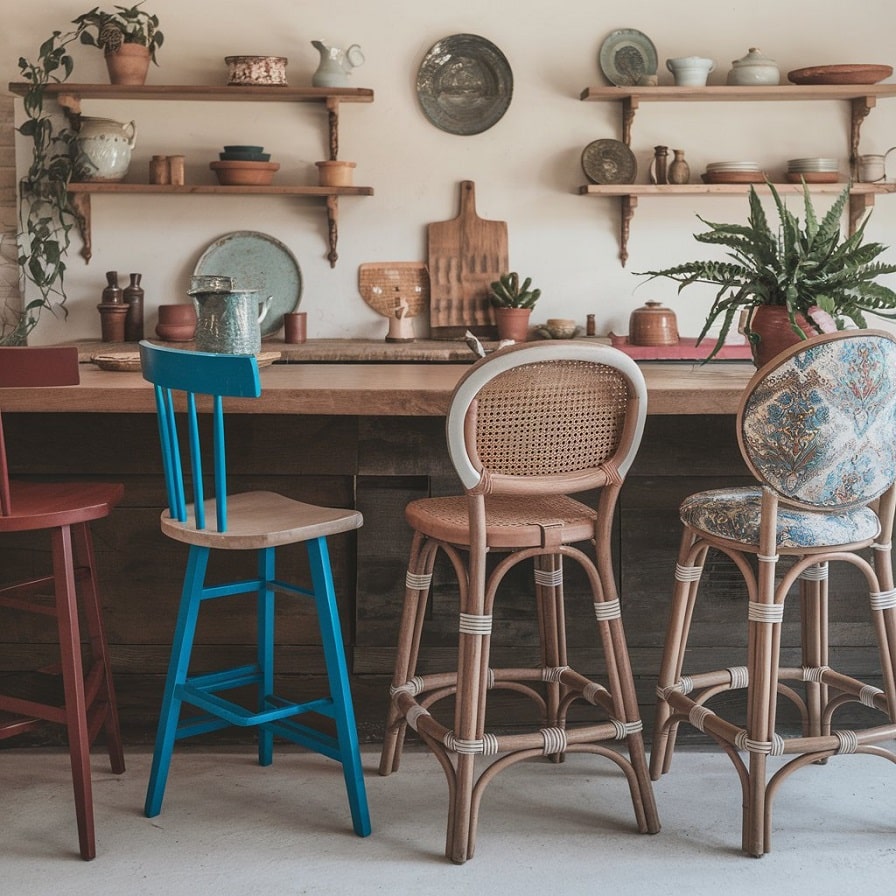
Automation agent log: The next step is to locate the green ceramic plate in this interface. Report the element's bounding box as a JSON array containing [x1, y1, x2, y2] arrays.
[[193, 231, 302, 336]]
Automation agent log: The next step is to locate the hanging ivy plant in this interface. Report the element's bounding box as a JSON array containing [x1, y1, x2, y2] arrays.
[[4, 28, 82, 345]]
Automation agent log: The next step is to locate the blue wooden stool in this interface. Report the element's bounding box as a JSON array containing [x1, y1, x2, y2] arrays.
[[139, 342, 370, 836]]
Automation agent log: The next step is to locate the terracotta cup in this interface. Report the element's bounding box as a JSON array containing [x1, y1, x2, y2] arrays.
[[156, 303, 198, 342], [283, 311, 307, 344]]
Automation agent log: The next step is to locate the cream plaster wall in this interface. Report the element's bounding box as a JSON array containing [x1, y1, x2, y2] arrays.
[[4, 1, 896, 345]]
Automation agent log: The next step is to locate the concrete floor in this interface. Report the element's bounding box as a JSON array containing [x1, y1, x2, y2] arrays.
[[2, 745, 895, 895]]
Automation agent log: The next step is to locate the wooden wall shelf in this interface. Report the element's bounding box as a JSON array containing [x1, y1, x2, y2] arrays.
[[579, 84, 896, 265], [8, 82, 375, 266]]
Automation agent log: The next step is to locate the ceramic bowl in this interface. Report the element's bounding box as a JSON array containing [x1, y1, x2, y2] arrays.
[[219, 151, 271, 162], [222, 145, 264, 154], [225, 56, 288, 86], [545, 318, 578, 339], [210, 160, 280, 186], [156, 304, 197, 342]]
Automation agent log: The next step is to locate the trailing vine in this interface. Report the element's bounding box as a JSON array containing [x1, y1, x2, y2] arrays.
[[5, 28, 82, 344]]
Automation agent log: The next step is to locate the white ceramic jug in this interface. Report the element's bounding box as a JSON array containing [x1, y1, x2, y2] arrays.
[[666, 56, 715, 87], [73, 117, 136, 182], [311, 41, 365, 88]]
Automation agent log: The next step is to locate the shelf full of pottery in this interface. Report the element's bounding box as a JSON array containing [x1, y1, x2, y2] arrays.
[[7, 81, 375, 268], [576, 42, 896, 265]]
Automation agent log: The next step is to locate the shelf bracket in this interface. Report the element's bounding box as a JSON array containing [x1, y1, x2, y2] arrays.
[[621, 97, 639, 146], [850, 96, 877, 176], [326, 98, 341, 160], [619, 194, 637, 266], [849, 192, 875, 235], [68, 193, 93, 263], [326, 195, 339, 267]]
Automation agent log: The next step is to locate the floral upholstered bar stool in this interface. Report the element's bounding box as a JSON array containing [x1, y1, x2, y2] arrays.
[[379, 341, 660, 863], [138, 342, 370, 837], [651, 330, 896, 856]]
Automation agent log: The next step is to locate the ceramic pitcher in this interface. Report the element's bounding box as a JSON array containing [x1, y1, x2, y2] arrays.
[[311, 41, 365, 87], [858, 147, 896, 182], [73, 117, 137, 182], [192, 290, 272, 354]]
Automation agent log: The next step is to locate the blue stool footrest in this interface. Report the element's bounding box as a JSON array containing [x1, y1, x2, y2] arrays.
[[266, 718, 341, 761]]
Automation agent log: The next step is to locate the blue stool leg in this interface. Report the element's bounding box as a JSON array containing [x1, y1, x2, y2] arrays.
[[257, 546, 275, 767], [145, 545, 209, 818], [307, 536, 371, 837]]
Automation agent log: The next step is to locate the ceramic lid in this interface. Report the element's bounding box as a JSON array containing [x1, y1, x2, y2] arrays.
[[731, 48, 778, 68]]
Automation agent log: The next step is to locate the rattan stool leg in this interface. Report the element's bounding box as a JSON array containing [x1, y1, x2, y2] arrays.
[[535, 553, 567, 761], [379, 533, 437, 777]]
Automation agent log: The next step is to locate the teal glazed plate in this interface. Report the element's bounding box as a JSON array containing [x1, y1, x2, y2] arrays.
[[193, 231, 302, 336]]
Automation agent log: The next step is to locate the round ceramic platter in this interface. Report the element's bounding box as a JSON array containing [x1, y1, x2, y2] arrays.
[[416, 33, 513, 136], [599, 29, 658, 86], [193, 231, 302, 336], [581, 139, 638, 184]]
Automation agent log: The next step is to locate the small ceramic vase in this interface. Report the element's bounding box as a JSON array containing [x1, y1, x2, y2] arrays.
[[667, 149, 691, 185], [726, 48, 780, 86], [123, 273, 144, 342], [666, 56, 715, 86], [156, 304, 197, 342]]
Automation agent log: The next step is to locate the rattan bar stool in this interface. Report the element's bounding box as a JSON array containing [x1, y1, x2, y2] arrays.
[[379, 341, 660, 863], [651, 330, 896, 856]]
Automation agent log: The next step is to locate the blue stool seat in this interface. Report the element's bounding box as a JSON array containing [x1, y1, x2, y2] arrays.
[[139, 342, 370, 837]]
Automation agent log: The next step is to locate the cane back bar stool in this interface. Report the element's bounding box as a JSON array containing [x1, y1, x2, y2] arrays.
[[138, 342, 370, 837], [0, 346, 124, 861], [379, 341, 660, 863], [651, 330, 896, 856]]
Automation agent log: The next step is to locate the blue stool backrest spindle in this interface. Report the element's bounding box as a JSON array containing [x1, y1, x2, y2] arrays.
[[139, 341, 261, 533]]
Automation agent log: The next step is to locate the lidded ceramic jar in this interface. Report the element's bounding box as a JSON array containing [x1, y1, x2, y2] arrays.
[[629, 301, 679, 346], [726, 48, 780, 85]]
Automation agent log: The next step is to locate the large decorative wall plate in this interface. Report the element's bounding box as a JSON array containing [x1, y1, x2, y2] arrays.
[[581, 139, 638, 184], [416, 34, 513, 135], [193, 231, 302, 336], [599, 29, 658, 86]]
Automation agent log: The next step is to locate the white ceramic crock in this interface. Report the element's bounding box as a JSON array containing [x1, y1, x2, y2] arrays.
[[666, 56, 715, 87]]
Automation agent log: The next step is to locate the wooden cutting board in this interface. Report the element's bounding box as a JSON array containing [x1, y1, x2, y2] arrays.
[[427, 180, 508, 338]]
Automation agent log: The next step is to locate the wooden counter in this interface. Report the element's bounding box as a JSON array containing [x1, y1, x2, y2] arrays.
[[2, 354, 756, 416]]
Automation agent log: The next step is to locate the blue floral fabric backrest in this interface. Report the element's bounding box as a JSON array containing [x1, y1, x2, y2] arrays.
[[739, 331, 896, 510]]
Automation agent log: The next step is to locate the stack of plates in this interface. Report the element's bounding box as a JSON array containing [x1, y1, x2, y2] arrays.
[[703, 161, 765, 184], [786, 158, 840, 184]]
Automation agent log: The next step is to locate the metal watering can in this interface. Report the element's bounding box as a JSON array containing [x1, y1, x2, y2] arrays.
[[190, 289, 272, 355]]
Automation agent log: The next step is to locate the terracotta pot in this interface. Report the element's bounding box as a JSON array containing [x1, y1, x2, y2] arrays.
[[629, 301, 679, 346], [748, 305, 816, 368], [105, 44, 151, 86], [316, 160, 356, 187], [155, 304, 197, 342], [494, 307, 532, 342]]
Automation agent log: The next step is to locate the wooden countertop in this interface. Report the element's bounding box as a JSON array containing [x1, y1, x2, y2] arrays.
[[1, 349, 755, 416]]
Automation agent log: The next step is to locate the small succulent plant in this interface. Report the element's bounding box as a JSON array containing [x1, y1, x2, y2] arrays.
[[489, 272, 541, 309]]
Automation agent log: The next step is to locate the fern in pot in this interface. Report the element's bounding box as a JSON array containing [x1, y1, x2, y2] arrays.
[[636, 182, 896, 366]]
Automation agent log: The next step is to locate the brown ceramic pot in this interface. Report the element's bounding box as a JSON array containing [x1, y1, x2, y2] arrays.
[[156, 304, 197, 342], [748, 305, 815, 368], [629, 301, 679, 346]]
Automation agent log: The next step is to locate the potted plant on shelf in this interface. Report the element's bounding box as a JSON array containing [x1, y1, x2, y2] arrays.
[[74, 3, 164, 85], [635, 182, 896, 366], [489, 272, 541, 341]]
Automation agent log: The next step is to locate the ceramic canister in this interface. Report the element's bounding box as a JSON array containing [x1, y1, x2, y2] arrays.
[[73, 117, 137, 182], [666, 56, 715, 87]]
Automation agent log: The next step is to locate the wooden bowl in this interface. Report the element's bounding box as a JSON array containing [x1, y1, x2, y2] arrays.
[[209, 160, 279, 186]]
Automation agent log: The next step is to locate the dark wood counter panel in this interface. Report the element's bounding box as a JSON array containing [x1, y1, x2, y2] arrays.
[[2, 352, 879, 747]]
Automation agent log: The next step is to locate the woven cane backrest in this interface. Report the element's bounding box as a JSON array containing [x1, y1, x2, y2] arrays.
[[447, 342, 647, 494], [738, 330, 896, 510]]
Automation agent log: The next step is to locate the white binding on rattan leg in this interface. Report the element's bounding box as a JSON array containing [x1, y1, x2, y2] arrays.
[[675, 563, 703, 582], [835, 730, 859, 754], [406, 571, 433, 590], [748, 602, 785, 623], [459, 613, 492, 635], [801, 665, 830, 682], [860, 684, 884, 707], [443, 733, 500, 756], [540, 727, 568, 755], [391, 676, 425, 697], [870, 589, 896, 611], [593, 599, 621, 621], [534, 567, 563, 587], [734, 732, 786, 755], [542, 666, 569, 682], [799, 563, 829, 581]]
